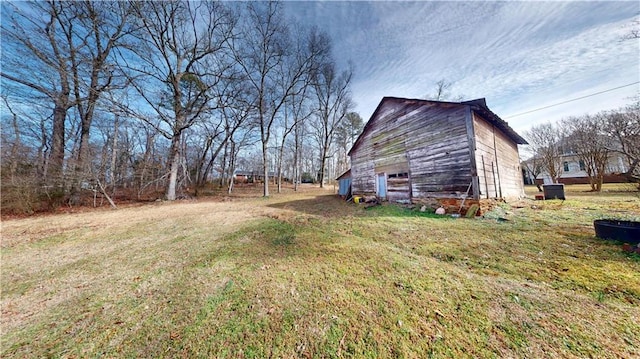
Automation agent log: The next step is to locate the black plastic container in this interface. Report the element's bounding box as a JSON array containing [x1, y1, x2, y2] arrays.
[[543, 184, 565, 200], [594, 220, 640, 244]]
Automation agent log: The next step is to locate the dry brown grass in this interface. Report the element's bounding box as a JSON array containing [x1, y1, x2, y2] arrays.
[[1, 185, 336, 333], [1, 183, 639, 358]]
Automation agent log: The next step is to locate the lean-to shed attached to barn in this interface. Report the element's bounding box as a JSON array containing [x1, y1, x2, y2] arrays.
[[348, 97, 528, 213], [336, 169, 352, 199]]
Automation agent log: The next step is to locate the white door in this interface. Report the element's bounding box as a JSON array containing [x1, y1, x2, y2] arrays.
[[376, 173, 387, 199]]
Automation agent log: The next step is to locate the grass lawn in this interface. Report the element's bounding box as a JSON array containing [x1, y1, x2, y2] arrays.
[[2, 184, 639, 358]]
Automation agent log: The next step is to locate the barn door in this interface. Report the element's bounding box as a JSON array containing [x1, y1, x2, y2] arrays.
[[377, 173, 387, 199]]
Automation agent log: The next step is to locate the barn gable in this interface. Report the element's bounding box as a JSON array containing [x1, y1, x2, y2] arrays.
[[349, 97, 526, 209]]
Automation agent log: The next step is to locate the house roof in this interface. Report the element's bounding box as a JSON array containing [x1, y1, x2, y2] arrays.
[[348, 97, 528, 156]]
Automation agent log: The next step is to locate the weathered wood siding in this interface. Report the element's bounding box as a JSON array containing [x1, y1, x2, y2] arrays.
[[472, 112, 525, 198], [351, 99, 474, 201]]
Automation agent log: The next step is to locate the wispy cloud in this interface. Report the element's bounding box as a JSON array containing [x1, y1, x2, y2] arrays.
[[285, 1, 639, 133]]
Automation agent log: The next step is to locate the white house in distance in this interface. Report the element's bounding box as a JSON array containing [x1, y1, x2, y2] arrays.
[[526, 152, 629, 185]]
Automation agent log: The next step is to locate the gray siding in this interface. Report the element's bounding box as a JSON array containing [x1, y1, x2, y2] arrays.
[[472, 112, 525, 198], [351, 99, 474, 200]]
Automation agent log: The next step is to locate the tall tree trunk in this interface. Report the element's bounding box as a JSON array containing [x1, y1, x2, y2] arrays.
[[49, 101, 68, 188], [38, 119, 49, 179], [293, 149, 299, 192], [71, 96, 102, 202], [69, 110, 95, 205], [220, 141, 228, 187], [6, 102, 21, 185], [277, 143, 286, 193], [166, 133, 181, 201], [138, 131, 154, 198], [200, 138, 228, 189], [195, 136, 214, 189], [319, 140, 330, 188], [262, 139, 270, 197], [294, 123, 301, 191], [227, 141, 236, 195], [110, 115, 119, 195]]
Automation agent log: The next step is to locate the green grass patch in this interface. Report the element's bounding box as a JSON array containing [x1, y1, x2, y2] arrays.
[[363, 203, 444, 218], [2, 187, 639, 358]]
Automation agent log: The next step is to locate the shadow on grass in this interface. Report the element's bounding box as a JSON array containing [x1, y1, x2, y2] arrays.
[[361, 203, 446, 219], [267, 194, 448, 219], [267, 194, 359, 218]]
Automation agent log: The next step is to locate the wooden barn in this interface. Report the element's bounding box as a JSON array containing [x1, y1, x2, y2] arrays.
[[348, 97, 528, 213]]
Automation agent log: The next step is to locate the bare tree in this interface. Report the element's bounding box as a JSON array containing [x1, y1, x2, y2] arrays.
[[562, 114, 611, 191], [1, 1, 83, 187], [233, 1, 285, 197], [192, 88, 254, 192], [311, 60, 353, 188], [520, 147, 544, 191], [231, 2, 324, 197], [334, 111, 364, 175], [67, 1, 135, 204], [1, 90, 55, 214], [274, 107, 294, 193], [1, 96, 22, 185], [124, 0, 235, 200], [191, 122, 226, 189], [274, 29, 323, 193], [525, 123, 565, 183], [606, 102, 640, 187], [424, 79, 464, 102], [292, 101, 310, 191], [130, 123, 165, 199], [225, 125, 257, 194], [2, 1, 135, 205], [278, 88, 315, 192]]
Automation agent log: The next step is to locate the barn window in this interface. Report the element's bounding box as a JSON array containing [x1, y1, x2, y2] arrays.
[[563, 161, 569, 172], [389, 172, 408, 179]]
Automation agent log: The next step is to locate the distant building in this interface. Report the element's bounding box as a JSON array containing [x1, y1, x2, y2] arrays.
[[233, 170, 277, 183], [527, 152, 629, 185]]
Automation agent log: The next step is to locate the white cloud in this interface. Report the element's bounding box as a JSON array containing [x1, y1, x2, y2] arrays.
[[284, 1, 639, 132]]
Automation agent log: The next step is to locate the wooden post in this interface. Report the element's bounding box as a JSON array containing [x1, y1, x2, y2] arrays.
[[464, 107, 480, 200], [492, 161, 498, 198], [492, 126, 503, 198], [482, 155, 489, 199], [472, 176, 480, 201]]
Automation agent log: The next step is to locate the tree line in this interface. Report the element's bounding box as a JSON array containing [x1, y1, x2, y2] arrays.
[[522, 101, 639, 191], [1, 1, 364, 214]]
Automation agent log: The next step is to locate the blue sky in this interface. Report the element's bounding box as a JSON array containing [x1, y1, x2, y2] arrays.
[[285, 1, 639, 134]]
